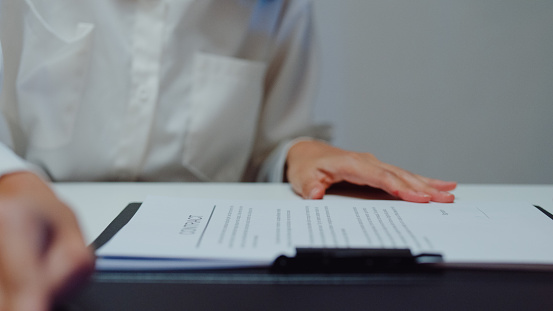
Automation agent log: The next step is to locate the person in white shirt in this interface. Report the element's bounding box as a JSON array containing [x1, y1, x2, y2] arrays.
[[0, 0, 456, 309]]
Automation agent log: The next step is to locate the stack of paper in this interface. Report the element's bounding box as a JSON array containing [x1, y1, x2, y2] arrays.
[[95, 196, 553, 270]]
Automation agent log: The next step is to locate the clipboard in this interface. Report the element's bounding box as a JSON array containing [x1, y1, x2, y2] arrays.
[[91, 202, 444, 273], [55, 202, 553, 311]]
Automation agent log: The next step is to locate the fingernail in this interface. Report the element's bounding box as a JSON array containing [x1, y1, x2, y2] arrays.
[[309, 187, 322, 199], [416, 191, 431, 198], [441, 191, 455, 201]]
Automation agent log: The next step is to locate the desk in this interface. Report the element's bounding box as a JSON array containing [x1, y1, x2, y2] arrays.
[[53, 183, 553, 311]]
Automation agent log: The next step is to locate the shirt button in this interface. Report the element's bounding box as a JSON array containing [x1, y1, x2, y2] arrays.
[[65, 104, 76, 115], [139, 86, 149, 102]]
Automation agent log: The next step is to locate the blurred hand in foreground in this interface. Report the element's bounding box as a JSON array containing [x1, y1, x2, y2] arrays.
[[0, 172, 94, 311]]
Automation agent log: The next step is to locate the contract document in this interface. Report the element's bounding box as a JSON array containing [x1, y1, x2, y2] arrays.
[[95, 196, 553, 270]]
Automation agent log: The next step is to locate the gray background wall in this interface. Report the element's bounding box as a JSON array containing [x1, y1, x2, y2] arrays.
[[312, 0, 553, 184]]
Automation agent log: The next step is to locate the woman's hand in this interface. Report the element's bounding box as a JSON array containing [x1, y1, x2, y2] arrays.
[[0, 172, 95, 311], [286, 140, 457, 203]]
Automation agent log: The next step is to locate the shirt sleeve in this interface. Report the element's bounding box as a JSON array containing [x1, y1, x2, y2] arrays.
[[245, 0, 332, 183], [0, 143, 31, 176]]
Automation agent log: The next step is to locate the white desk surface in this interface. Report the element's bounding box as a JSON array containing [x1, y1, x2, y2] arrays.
[[51, 182, 553, 244]]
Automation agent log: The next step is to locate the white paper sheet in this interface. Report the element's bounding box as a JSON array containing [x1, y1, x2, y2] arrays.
[[96, 196, 553, 270]]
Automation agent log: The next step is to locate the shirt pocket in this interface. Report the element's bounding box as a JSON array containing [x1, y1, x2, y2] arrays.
[[16, 0, 94, 150], [182, 52, 267, 182]]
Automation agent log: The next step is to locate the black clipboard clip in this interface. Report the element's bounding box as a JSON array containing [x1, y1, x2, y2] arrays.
[[271, 248, 443, 274]]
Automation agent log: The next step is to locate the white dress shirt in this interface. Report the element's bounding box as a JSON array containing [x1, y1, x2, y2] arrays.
[[0, 0, 328, 183]]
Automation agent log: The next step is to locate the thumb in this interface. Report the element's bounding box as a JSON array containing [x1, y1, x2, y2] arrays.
[[298, 180, 327, 200], [287, 166, 330, 200], [307, 184, 326, 200]]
